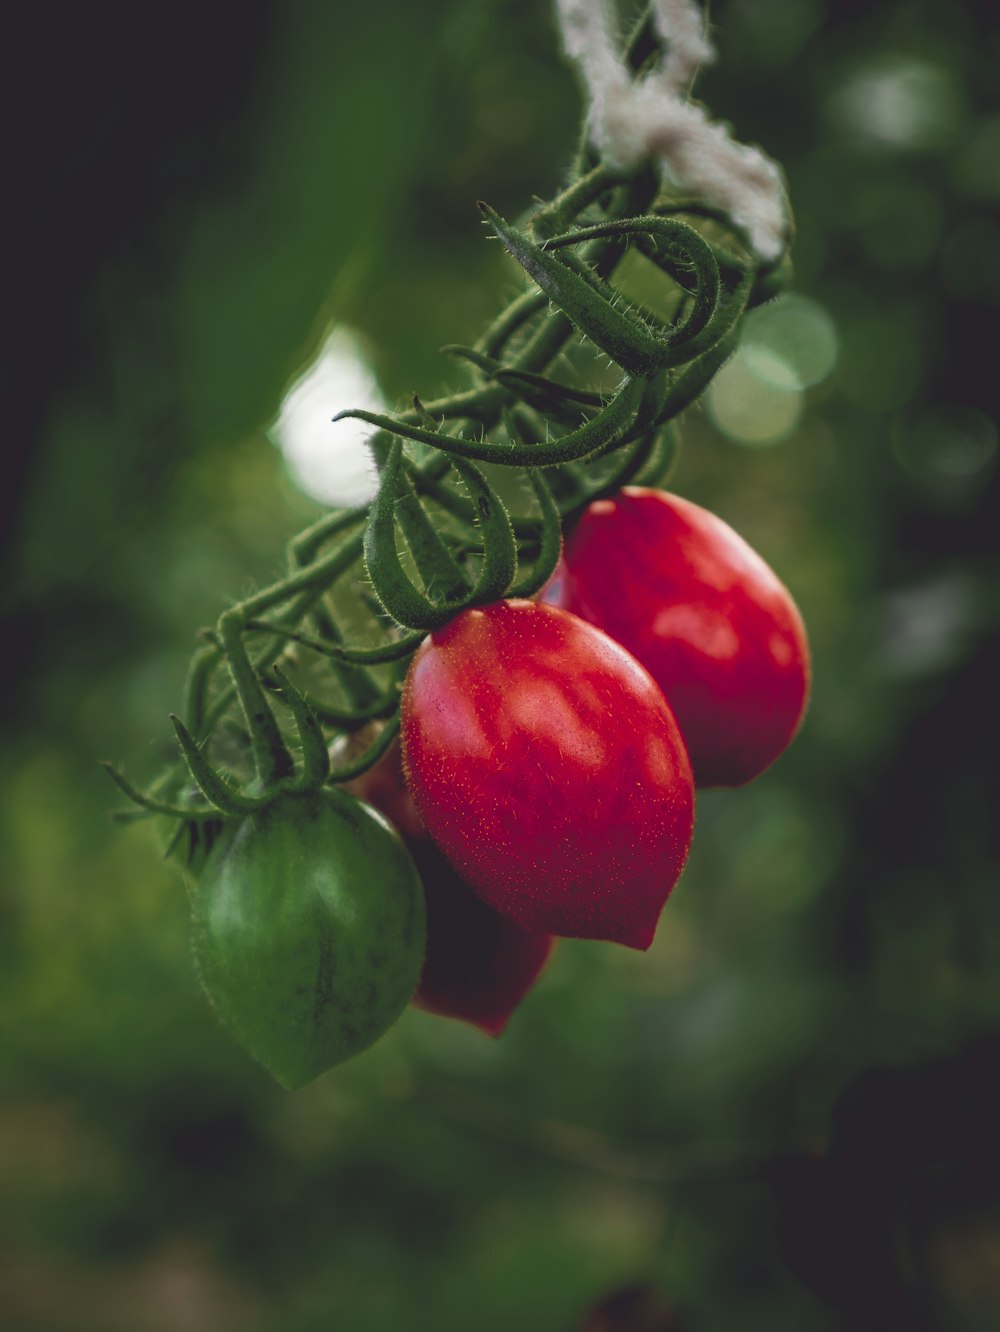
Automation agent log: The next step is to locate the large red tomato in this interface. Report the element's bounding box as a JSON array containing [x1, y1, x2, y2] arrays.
[[345, 741, 554, 1035], [400, 599, 695, 950], [549, 488, 810, 787]]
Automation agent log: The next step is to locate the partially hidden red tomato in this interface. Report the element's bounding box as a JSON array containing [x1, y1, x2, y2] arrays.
[[549, 488, 810, 788], [346, 741, 554, 1035], [410, 839, 554, 1035], [401, 599, 695, 951]]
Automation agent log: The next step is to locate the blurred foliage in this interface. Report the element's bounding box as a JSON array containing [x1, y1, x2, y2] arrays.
[[2, 1, 998, 1330]]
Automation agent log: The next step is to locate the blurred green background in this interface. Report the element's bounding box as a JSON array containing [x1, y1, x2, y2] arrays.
[[2, 2, 998, 1329]]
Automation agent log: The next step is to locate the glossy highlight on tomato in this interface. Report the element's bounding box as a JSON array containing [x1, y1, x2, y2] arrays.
[[400, 599, 695, 951], [551, 488, 810, 787], [193, 788, 426, 1089], [346, 741, 554, 1035]]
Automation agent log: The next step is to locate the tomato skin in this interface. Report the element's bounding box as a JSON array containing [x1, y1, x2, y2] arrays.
[[346, 742, 554, 1035], [193, 788, 426, 1089], [410, 839, 555, 1035], [400, 599, 695, 951], [550, 488, 810, 788]]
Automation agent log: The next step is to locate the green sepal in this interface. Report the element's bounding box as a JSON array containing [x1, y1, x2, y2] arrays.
[[336, 374, 642, 469], [100, 760, 220, 821], [529, 163, 625, 241], [326, 649, 384, 715], [170, 715, 268, 816], [244, 619, 426, 666], [364, 442, 498, 628], [652, 200, 793, 282], [364, 441, 455, 630], [162, 814, 227, 879], [268, 666, 331, 789], [504, 404, 545, 447], [594, 373, 671, 455], [410, 393, 437, 428], [394, 481, 470, 604], [194, 533, 369, 741], [494, 368, 605, 412], [365, 440, 519, 629], [406, 463, 547, 541], [441, 344, 499, 376], [443, 345, 592, 428], [219, 611, 296, 787], [653, 264, 754, 374], [481, 203, 683, 378], [541, 215, 722, 354], [305, 680, 400, 730], [476, 288, 548, 361], [161, 817, 191, 864], [445, 455, 517, 605]]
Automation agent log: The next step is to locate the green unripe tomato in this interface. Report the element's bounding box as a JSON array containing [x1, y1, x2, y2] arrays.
[[193, 788, 426, 1089]]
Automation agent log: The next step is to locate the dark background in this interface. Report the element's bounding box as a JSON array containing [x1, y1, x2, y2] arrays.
[[2, 2, 998, 1329]]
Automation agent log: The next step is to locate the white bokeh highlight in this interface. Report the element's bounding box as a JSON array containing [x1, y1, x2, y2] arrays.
[[707, 294, 837, 447], [272, 327, 382, 508]]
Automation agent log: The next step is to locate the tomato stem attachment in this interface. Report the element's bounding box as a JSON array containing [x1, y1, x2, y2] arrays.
[[169, 716, 268, 817], [268, 666, 331, 789]]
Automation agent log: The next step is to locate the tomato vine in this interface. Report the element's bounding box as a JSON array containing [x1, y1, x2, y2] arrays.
[[107, 11, 790, 836], [106, 4, 800, 1081]]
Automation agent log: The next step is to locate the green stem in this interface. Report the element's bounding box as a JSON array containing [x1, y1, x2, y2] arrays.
[[243, 619, 426, 665], [218, 610, 295, 787]]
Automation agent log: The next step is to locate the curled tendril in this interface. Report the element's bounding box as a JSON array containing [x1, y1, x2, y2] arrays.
[[363, 441, 519, 630]]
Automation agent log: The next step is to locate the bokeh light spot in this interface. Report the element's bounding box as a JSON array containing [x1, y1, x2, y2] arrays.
[[892, 406, 998, 494], [953, 114, 1000, 202], [707, 355, 803, 447], [740, 293, 838, 391], [827, 58, 963, 152], [271, 328, 382, 508]]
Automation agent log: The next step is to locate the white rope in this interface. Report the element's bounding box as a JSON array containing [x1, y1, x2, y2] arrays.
[[554, 0, 788, 261]]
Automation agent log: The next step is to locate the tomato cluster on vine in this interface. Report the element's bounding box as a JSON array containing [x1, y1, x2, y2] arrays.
[[106, 9, 805, 1089], [381, 487, 807, 1037]]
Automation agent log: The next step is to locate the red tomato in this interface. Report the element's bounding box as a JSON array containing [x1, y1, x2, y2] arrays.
[[345, 740, 554, 1034], [549, 488, 810, 787], [400, 599, 695, 950], [409, 838, 554, 1036]]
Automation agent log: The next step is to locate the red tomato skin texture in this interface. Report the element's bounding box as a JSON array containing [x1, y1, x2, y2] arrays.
[[346, 741, 554, 1034], [400, 600, 695, 951], [552, 489, 810, 788]]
